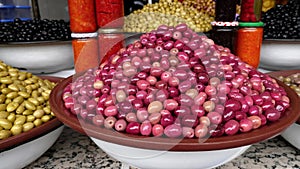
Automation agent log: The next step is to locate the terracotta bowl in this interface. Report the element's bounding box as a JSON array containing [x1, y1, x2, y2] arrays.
[[268, 70, 300, 149], [50, 74, 300, 169], [0, 76, 64, 169]]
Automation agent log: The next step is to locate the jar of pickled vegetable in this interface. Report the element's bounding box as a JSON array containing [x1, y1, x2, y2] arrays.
[[240, 0, 263, 22], [95, 0, 124, 28], [235, 22, 264, 68], [98, 28, 125, 63], [72, 33, 99, 73], [211, 21, 238, 53], [68, 0, 97, 33], [215, 0, 238, 21]]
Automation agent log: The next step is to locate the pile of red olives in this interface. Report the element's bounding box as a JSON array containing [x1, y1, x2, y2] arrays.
[[62, 24, 290, 138]]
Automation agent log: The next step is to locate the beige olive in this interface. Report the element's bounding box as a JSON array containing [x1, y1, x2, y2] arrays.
[[0, 119, 12, 130], [0, 71, 8, 77], [10, 124, 23, 135], [13, 96, 24, 104], [14, 115, 26, 125], [6, 102, 19, 112], [28, 98, 40, 106], [0, 130, 11, 139], [8, 84, 19, 91], [116, 90, 127, 103], [0, 111, 9, 119], [0, 94, 6, 104], [24, 100, 36, 111], [0, 104, 6, 111], [1, 88, 12, 94], [23, 122, 34, 132], [16, 104, 25, 114], [0, 77, 13, 84], [26, 115, 35, 122], [33, 119, 43, 127], [41, 115, 51, 123], [7, 113, 16, 122], [18, 91, 30, 98], [147, 101, 163, 114], [33, 109, 45, 119], [23, 109, 33, 116]]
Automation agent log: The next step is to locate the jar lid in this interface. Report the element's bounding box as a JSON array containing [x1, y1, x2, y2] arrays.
[[0, 19, 13, 22], [211, 21, 239, 27], [15, 6, 31, 9], [71, 32, 98, 38], [239, 22, 264, 27], [98, 28, 124, 34]]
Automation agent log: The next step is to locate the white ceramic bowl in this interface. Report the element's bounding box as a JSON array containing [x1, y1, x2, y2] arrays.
[[260, 39, 300, 70], [281, 123, 300, 150], [0, 76, 64, 169], [0, 126, 64, 169], [92, 138, 251, 169], [0, 41, 74, 74]]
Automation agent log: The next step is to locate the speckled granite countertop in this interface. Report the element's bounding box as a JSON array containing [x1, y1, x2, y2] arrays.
[[24, 127, 299, 169]]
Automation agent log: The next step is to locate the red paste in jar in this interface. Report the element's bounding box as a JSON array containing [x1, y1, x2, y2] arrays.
[[95, 0, 124, 28], [68, 0, 97, 33]]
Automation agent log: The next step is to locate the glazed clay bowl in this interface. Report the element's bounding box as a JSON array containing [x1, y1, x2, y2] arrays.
[[50, 74, 300, 169], [0, 76, 64, 169], [268, 70, 300, 149]]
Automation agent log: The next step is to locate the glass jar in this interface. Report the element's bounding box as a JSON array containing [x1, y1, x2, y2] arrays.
[[215, 0, 237, 21], [95, 0, 124, 28], [235, 22, 264, 68], [98, 28, 125, 63], [240, 0, 263, 22], [211, 21, 238, 53], [72, 33, 99, 73], [68, 0, 97, 33]]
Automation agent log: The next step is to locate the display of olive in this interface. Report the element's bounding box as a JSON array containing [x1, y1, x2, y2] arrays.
[[63, 23, 290, 138], [0, 60, 56, 140], [262, 0, 300, 39], [123, 0, 214, 33], [181, 0, 216, 17], [0, 18, 71, 43], [278, 73, 300, 97]]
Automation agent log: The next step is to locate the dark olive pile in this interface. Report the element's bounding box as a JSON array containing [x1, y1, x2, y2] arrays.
[[262, 0, 300, 39], [0, 18, 71, 43]]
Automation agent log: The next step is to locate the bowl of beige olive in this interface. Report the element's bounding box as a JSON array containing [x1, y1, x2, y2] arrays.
[[268, 70, 300, 150], [0, 60, 64, 169]]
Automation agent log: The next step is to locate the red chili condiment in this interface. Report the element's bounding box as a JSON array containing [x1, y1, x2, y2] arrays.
[[235, 22, 264, 68], [98, 29, 125, 63], [68, 0, 97, 33], [72, 33, 99, 73], [240, 0, 263, 22], [95, 0, 124, 28]]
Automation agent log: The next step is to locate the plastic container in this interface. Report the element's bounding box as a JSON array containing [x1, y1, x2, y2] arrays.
[[68, 0, 97, 33], [215, 0, 237, 21], [98, 28, 125, 63], [72, 32, 99, 73], [95, 0, 124, 28], [240, 0, 263, 22], [0, 0, 14, 5], [235, 22, 264, 68], [15, 6, 31, 18], [13, 0, 30, 6], [0, 5, 14, 20], [211, 21, 238, 53]]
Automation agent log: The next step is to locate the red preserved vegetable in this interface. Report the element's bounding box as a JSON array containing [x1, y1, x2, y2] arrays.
[[95, 0, 124, 28], [68, 0, 97, 33], [72, 33, 99, 73], [240, 0, 263, 22]]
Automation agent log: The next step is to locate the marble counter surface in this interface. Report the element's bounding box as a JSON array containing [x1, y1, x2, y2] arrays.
[[25, 127, 299, 169]]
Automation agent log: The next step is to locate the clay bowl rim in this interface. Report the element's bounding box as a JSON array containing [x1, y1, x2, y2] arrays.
[[0, 76, 64, 152], [50, 74, 300, 152], [268, 69, 300, 124]]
